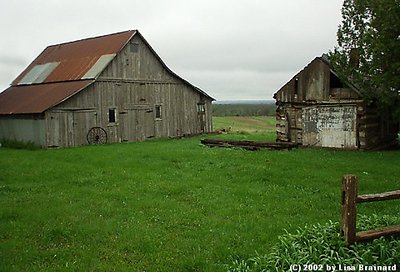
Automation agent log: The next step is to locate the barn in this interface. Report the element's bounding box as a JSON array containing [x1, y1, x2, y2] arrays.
[[274, 56, 398, 149], [0, 30, 214, 148]]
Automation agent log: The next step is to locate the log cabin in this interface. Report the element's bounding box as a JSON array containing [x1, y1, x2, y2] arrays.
[[274, 56, 398, 149]]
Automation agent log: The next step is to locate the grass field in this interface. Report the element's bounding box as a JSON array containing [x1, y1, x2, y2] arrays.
[[1, 117, 400, 271], [213, 116, 275, 132], [212, 116, 276, 142]]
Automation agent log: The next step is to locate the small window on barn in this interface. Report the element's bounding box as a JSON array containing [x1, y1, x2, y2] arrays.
[[108, 109, 116, 123], [294, 78, 299, 95], [130, 42, 139, 53], [155, 105, 162, 119], [197, 103, 205, 113]]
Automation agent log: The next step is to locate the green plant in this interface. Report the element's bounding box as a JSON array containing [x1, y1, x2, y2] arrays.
[[226, 214, 400, 272]]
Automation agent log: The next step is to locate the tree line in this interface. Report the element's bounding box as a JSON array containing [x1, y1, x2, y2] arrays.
[[212, 103, 276, 117]]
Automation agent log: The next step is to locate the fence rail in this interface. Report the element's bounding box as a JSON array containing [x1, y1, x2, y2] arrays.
[[341, 175, 400, 245], [357, 190, 400, 203]]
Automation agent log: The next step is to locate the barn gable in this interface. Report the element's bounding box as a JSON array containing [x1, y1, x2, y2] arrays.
[[0, 30, 214, 148], [98, 31, 212, 100]]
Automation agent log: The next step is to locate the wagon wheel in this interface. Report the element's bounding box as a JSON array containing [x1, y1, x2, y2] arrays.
[[87, 127, 107, 145]]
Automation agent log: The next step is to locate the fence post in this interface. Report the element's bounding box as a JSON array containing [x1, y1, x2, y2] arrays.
[[341, 175, 358, 245]]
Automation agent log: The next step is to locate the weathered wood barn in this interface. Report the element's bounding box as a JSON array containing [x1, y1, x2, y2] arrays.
[[0, 30, 214, 148], [274, 56, 398, 149]]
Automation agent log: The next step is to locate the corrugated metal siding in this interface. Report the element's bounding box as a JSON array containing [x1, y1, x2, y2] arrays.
[[0, 116, 46, 147]]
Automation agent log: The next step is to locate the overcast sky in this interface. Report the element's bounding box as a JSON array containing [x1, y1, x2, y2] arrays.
[[0, 0, 343, 101]]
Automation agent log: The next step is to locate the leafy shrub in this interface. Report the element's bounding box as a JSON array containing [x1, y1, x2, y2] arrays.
[[227, 214, 400, 271]]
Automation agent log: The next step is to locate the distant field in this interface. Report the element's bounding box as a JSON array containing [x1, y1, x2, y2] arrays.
[[213, 116, 276, 141], [213, 116, 275, 131], [1, 134, 400, 271]]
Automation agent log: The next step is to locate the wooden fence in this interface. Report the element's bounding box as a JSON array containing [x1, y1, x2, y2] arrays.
[[341, 175, 400, 244]]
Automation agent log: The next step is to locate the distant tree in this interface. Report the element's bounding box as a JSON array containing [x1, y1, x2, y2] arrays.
[[212, 104, 276, 117], [329, 0, 400, 117]]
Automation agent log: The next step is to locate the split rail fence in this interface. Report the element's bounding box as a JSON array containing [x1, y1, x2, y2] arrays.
[[341, 175, 400, 245]]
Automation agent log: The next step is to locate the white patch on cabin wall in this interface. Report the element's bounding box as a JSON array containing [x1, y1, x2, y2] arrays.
[[303, 105, 357, 148]]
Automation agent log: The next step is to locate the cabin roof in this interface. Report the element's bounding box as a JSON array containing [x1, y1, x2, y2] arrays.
[[274, 56, 362, 100], [0, 30, 213, 114]]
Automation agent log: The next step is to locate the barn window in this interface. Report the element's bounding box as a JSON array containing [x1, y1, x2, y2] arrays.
[[294, 78, 299, 95], [155, 105, 162, 119], [197, 103, 205, 113], [108, 109, 116, 123], [130, 42, 139, 53]]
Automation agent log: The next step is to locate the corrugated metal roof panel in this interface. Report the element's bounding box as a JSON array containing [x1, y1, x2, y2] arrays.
[[0, 80, 94, 114], [12, 30, 135, 85], [18, 62, 60, 85], [82, 54, 116, 79]]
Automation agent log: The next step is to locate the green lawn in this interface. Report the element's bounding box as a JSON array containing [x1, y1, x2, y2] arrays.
[[1, 130, 400, 271]]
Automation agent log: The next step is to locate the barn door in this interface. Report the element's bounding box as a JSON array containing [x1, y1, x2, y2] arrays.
[[121, 106, 155, 141], [46, 111, 74, 148], [135, 108, 155, 140], [144, 108, 155, 139], [121, 109, 140, 141], [120, 111, 130, 142], [72, 111, 97, 146]]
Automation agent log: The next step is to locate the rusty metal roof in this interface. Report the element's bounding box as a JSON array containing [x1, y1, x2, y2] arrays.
[[0, 30, 213, 115], [12, 30, 135, 85], [0, 80, 94, 114]]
